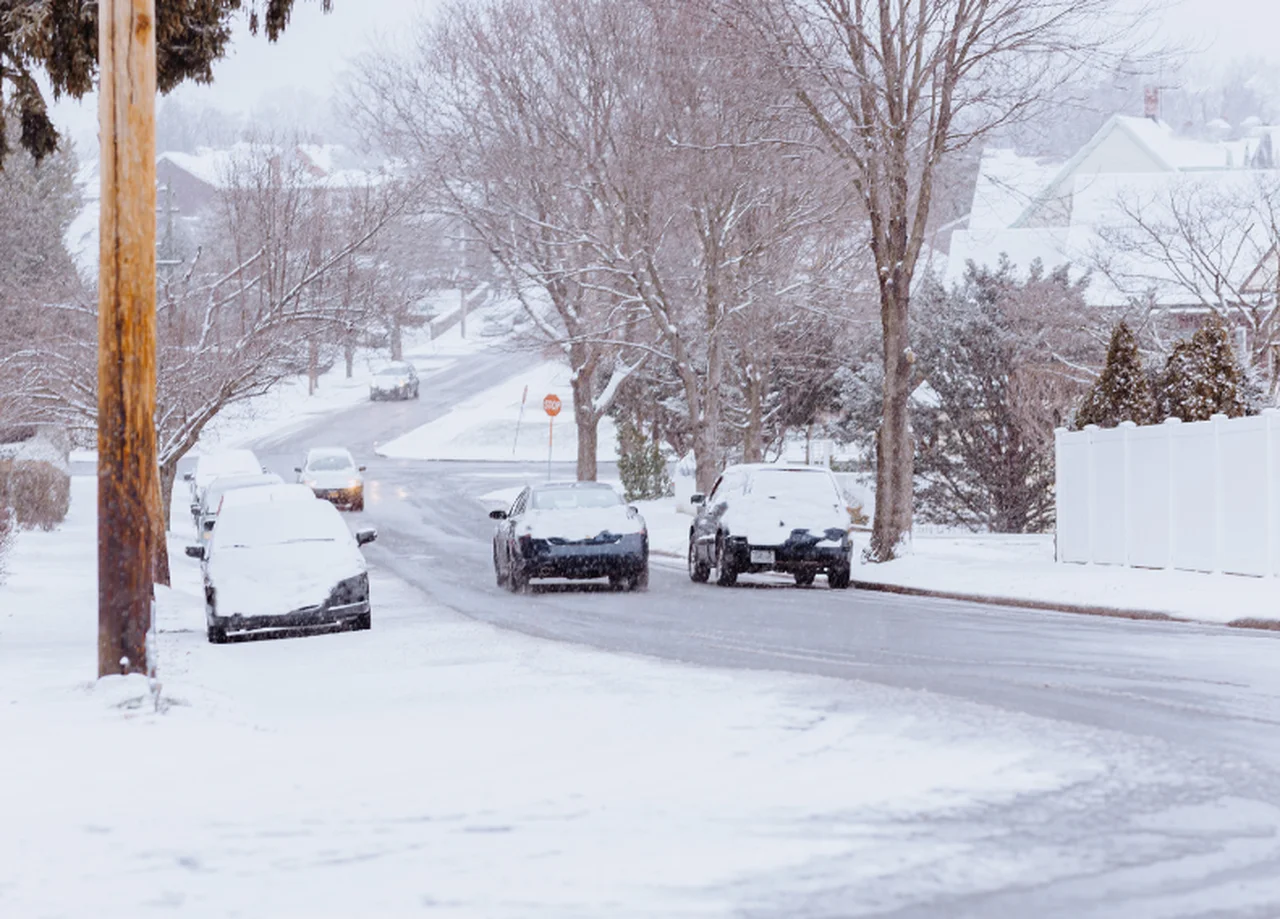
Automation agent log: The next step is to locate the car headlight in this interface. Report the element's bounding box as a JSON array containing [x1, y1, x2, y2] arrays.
[[330, 573, 369, 605]]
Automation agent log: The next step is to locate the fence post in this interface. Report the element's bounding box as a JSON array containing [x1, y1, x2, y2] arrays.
[[1053, 427, 1064, 563], [1212, 413, 1227, 575], [1120, 421, 1135, 566], [1164, 417, 1181, 570], [1085, 424, 1098, 565], [1266, 409, 1278, 577]]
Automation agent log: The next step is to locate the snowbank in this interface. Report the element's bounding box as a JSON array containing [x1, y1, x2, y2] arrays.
[[377, 360, 620, 464]]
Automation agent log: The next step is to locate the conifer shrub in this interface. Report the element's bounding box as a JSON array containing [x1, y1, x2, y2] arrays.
[[1075, 322, 1155, 428], [1158, 316, 1249, 422], [616, 420, 672, 503]]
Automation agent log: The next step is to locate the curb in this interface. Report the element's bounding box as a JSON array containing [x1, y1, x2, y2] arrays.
[[849, 579, 1191, 623]]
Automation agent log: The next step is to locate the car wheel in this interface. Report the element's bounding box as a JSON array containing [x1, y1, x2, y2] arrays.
[[207, 622, 228, 644], [352, 612, 372, 631], [688, 538, 710, 583], [351, 497, 365, 512], [608, 574, 626, 591], [828, 564, 851, 590], [413, 385, 420, 399], [794, 570, 816, 587], [629, 566, 649, 592], [494, 547, 508, 587], [508, 562, 529, 593], [715, 536, 738, 587]]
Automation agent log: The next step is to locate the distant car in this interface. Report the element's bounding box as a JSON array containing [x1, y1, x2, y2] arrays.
[[296, 447, 366, 511], [193, 472, 283, 541], [490, 482, 648, 592], [188, 497, 378, 643], [687, 464, 853, 589], [370, 362, 419, 401]]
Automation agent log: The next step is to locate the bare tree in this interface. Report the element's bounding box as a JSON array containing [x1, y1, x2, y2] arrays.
[[1093, 173, 1280, 400], [723, 0, 1155, 559]]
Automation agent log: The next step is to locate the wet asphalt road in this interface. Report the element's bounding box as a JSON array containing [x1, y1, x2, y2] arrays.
[[241, 347, 1280, 918]]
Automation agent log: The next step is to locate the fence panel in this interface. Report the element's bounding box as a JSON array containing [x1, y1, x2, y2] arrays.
[[1127, 422, 1171, 569], [1056, 411, 1277, 577]]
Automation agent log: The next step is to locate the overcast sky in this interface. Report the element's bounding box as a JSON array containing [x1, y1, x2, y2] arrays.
[[48, 0, 1280, 154]]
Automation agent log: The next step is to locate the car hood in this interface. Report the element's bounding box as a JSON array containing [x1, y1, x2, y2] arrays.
[[523, 506, 644, 541], [724, 500, 848, 547], [304, 470, 362, 489], [370, 376, 409, 390], [209, 541, 366, 618]]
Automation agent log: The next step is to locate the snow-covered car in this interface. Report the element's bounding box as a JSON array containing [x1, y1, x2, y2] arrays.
[[296, 447, 366, 511], [186, 497, 378, 643], [369, 361, 419, 401], [193, 472, 283, 540], [183, 449, 265, 514], [217, 482, 318, 514], [687, 464, 853, 589], [490, 482, 648, 592]]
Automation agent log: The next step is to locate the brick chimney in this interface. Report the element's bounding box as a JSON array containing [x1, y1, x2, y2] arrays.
[[1144, 86, 1160, 120]]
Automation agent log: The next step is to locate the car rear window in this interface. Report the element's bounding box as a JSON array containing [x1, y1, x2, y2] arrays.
[[531, 488, 621, 510]]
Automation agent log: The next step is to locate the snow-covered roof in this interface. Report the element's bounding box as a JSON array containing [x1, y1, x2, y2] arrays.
[[968, 149, 1064, 231]]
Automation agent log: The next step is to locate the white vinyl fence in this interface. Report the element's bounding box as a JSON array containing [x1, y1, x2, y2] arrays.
[[1054, 410, 1280, 576]]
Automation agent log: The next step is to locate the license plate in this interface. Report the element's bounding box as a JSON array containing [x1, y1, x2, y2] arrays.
[[750, 549, 775, 565]]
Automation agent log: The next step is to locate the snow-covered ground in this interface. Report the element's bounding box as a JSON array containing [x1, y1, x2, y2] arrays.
[[0, 476, 1172, 917], [377, 360, 620, 464]]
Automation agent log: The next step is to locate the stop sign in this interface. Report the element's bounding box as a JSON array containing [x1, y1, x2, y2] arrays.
[[543, 394, 562, 417]]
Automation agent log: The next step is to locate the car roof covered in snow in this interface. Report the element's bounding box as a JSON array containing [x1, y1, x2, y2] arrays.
[[218, 483, 316, 512], [203, 473, 283, 505]]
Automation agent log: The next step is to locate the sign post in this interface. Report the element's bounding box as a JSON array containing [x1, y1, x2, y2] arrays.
[[513, 385, 529, 456], [543, 394, 562, 481]]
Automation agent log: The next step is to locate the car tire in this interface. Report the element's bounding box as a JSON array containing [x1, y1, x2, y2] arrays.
[[794, 570, 816, 587], [828, 564, 852, 590], [508, 563, 529, 593], [688, 539, 710, 583], [207, 622, 228, 644], [494, 547, 508, 588], [413, 385, 420, 399], [715, 536, 738, 587], [629, 566, 649, 592], [352, 612, 372, 631], [351, 497, 365, 513]]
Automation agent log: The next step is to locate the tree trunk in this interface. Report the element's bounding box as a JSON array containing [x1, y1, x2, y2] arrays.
[[307, 338, 319, 395], [743, 373, 764, 464], [869, 288, 914, 561], [97, 0, 158, 678], [152, 460, 176, 588], [569, 349, 599, 481], [390, 316, 403, 361], [344, 328, 355, 379]]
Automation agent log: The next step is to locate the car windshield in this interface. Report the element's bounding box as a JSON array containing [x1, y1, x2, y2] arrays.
[[214, 501, 346, 550], [308, 455, 353, 472], [531, 487, 622, 510], [748, 470, 841, 505]]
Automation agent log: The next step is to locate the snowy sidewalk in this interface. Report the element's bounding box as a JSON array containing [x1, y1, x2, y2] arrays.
[[627, 497, 1280, 629], [0, 478, 1188, 917]]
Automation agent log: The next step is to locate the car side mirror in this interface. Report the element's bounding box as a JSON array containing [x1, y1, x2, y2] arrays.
[[294, 466, 302, 473], [184, 545, 205, 560], [356, 527, 378, 547], [489, 509, 508, 520], [183, 472, 194, 482], [190, 503, 201, 515], [690, 493, 705, 507], [358, 465, 367, 472]]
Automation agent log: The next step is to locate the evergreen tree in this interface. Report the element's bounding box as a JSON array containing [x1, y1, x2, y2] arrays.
[[1158, 317, 1250, 422], [616, 420, 672, 503], [1075, 322, 1155, 428], [1, 1, 327, 164]]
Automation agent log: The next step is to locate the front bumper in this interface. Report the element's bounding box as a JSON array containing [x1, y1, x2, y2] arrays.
[[723, 536, 851, 573], [518, 532, 648, 580], [211, 599, 369, 633], [311, 486, 362, 507]]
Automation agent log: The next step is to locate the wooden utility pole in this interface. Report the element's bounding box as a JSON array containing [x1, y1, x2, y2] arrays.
[[97, 0, 158, 677]]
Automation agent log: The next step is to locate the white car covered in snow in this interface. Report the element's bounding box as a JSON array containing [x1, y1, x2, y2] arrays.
[[687, 464, 853, 588], [193, 472, 283, 541], [187, 496, 378, 643], [184, 449, 266, 517]]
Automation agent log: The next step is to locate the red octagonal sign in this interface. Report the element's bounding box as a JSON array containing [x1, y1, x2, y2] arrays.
[[543, 394, 562, 417]]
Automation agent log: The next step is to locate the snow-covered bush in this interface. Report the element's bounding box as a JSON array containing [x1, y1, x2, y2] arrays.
[[617, 421, 672, 503], [1158, 317, 1250, 422], [0, 458, 70, 531], [1075, 321, 1156, 428]]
